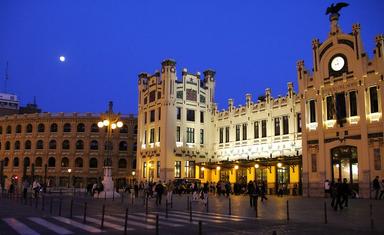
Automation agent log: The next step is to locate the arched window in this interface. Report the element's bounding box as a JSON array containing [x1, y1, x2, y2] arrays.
[[16, 125, 22, 133], [62, 140, 70, 150], [13, 157, 19, 167], [89, 158, 98, 168], [75, 157, 83, 168], [119, 141, 128, 151], [90, 140, 98, 150], [118, 159, 127, 168], [4, 157, 9, 167], [132, 159, 136, 169], [61, 157, 69, 167], [26, 124, 33, 133], [91, 124, 99, 132], [63, 123, 71, 132], [24, 157, 30, 167], [35, 157, 43, 167], [49, 140, 57, 149], [25, 140, 32, 149], [77, 123, 85, 132], [48, 157, 56, 167], [50, 123, 58, 132], [5, 141, 10, 150], [120, 124, 128, 133], [14, 141, 20, 150], [105, 141, 113, 151], [6, 125, 11, 134], [36, 140, 44, 149], [76, 140, 84, 150], [38, 123, 45, 132]]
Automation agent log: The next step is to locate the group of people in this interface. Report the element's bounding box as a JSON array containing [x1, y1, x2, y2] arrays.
[[372, 176, 384, 200], [21, 179, 44, 199], [247, 180, 268, 207], [325, 178, 350, 211]]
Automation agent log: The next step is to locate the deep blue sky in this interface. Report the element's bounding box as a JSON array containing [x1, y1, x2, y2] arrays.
[[0, 0, 383, 114]]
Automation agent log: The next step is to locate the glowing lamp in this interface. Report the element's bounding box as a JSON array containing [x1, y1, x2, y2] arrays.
[[97, 121, 104, 128], [103, 120, 110, 126], [117, 121, 123, 128], [277, 162, 283, 168], [254, 164, 259, 169], [201, 167, 205, 171], [234, 165, 239, 170], [216, 166, 221, 171], [111, 123, 117, 129]]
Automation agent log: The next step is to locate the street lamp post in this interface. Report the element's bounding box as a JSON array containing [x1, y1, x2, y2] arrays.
[[96, 101, 123, 198], [67, 168, 72, 188]]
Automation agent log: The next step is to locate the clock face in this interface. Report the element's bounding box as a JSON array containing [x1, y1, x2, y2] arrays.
[[331, 56, 345, 71]]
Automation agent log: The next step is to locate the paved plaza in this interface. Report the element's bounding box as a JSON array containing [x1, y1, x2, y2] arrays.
[[0, 191, 383, 235]]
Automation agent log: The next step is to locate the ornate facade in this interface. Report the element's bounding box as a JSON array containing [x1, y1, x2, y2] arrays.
[[298, 13, 384, 198], [0, 112, 137, 189], [137, 12, 384, 198]]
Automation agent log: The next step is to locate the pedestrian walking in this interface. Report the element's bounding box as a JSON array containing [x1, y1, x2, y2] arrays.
[[155, 181, 164, 206], [247, 181, 255, 207], [166, 180, 174, 203], [379, 179, 384, 199], [260, 181, 268, 201], [340, 178, 350, 208], [324, 179, 331, 198], [373, 176, 380, 200], [333, 179, 343, 211]]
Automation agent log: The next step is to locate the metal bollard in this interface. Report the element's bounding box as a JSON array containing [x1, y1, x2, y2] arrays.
[[124, 208, 128, 235], [255, 198, 258, 218], [190, 201, 192, 222], [187, 196, 190, 211], [70, 199, 73, 218], [228, 197, 231, 215], [100, 204, 105, 229], [198, 221, 202, 235], [370, 203, 374, 231], [145, 197, 148, 215], [83, 202, 87, 224], [206, 196, 209, 213], [165, 199, 168, 218], [41, 195, 45, 211], [324, 201, 327, 224], [286, 200, 290, 222], [50, 198, 53, 214], [59, 198, 62, 216], [171, 194, 173, 208], [156, 214, 159, 235]]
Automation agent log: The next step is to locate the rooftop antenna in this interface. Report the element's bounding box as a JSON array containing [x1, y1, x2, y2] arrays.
[[4, 61, 9, 93]]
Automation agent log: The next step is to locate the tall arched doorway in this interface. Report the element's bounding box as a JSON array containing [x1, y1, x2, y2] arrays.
[[331, 146, 358, 192]]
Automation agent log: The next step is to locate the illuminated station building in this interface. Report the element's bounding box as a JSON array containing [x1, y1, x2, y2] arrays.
[[137, 13, 383, 197]]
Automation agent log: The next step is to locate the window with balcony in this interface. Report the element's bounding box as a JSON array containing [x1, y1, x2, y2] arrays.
[[150, 128, 155, 143], [174, 161, 181, 178]]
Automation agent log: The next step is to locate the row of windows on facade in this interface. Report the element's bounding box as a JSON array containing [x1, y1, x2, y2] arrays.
[[0, 140, 133, 151], [1, 156, 133, 169], [218, 114, 302, 143], [142, 161, 198, 179], [143, 108, 205, 124], [143, 127, 205, 145], [307, 87, 379, 123], [0, 123, 132, 135]]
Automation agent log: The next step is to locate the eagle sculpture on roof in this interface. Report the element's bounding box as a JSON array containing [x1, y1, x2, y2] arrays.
[[326, 2, 349, 15]]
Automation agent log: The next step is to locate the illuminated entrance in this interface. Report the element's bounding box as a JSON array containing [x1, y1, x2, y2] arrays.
[[331, 146, 358, 191], [236, 168, 247, 184]]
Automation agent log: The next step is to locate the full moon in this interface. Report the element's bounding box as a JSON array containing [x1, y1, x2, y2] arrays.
[[59, 56, 66, 62]]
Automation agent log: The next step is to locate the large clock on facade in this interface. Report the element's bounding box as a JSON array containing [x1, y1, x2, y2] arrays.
[[328, 54, 348, 77], [331, 56, 345, 71]]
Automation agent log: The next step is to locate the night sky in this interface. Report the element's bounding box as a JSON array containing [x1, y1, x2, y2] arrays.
[[0, 0, 383, 114]]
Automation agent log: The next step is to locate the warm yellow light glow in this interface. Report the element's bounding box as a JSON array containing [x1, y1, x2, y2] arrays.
[[103, 120, 110, 126], [148, 163, 152, 168], [234, 165, 239, 170], [277, 162, 282, 168], [67, 168, 72, 173], [97, 121, 104, 128], [336, 164, 340, 168], [111, 123, 117, 129], [117, 121, 123, 128], [216, 166, 221, 171], [254, 164, 259, 169], [201, 167, 205, 171], [132, 171, 136, 176]]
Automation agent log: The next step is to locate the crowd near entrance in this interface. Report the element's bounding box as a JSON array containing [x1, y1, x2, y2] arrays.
[[331, 146, 358, 193]]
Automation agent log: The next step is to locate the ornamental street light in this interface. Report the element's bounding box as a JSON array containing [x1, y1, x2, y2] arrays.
[[96, 101, 123, 198], [67, 168, 72, 188]]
